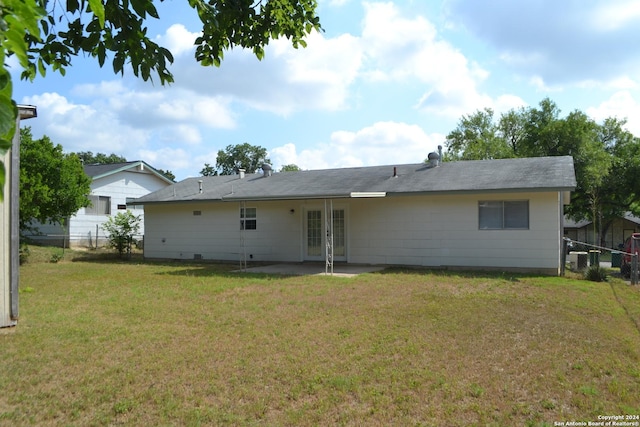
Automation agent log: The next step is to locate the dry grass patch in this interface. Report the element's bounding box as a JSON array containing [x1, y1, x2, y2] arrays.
[[1, 248, 639, 425]]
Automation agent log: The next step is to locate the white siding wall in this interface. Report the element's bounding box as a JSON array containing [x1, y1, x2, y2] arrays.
[[143, 191, 563, 273], [143, 200, 302, 262], [348, 192, 561, 273], [69, 171, 168, 247]]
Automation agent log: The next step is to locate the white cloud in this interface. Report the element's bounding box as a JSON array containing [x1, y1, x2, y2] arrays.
[[153, 92, 236, 129], [269, 143, 299, 169], [71, 80, 128, 98], [324, 0, 351, 6], [270, 121, 444, 170], [155, 24, 199, 57], [138, 147, 197, 176], [360, 2, 492, 118], [22, 77, 237, 154], [21, 92, 150, 156], [493, 94, 528, 114], [169, 29, 362, 115], [587, 91, 640, 136], [590, 1, 640, 32]]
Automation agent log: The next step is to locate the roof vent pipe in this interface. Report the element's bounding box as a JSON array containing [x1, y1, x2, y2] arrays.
[[427, 151, 440, 168], [238, 169, 245, 179], [393, 166, 397, 177], [438, 145, 443, 165], [262, 163, 272, 177], [198, 180, 203, 194]]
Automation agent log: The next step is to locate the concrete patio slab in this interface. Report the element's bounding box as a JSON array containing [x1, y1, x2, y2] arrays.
[[234, 263, 386, 277]]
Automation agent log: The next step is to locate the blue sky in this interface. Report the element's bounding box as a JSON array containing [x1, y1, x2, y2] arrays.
[[12, 0, 640, 181]]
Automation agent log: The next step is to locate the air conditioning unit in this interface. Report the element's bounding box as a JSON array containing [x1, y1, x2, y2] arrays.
[[569, 251, 588, 271]]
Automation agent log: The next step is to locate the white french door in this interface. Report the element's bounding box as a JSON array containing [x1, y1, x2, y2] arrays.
[[304, 207, 346, 261]]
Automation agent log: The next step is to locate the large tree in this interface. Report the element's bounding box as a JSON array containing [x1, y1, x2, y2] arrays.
[[445, 108, 513, 160], [19, 127, 91, 233], [0, 0, 322, 199], [215, 143, 270, 175], [200, 163, 217, 177]]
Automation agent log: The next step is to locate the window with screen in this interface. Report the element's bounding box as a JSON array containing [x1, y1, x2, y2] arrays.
[[479, 201, 529, 230], [86, 195, 111, 215], [240, 207, 257, 230]]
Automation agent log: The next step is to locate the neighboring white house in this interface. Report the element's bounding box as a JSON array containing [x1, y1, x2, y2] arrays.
[[134, 156, 577, 275], [26, 161, 173, 248]]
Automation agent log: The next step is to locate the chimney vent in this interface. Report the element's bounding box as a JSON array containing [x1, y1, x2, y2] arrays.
[[427, 151, 440, 167], [198, 180, 203, 193], [238, 169, 245, 179]]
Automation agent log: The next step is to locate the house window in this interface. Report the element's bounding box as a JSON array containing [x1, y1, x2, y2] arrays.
[[240, 207, 257, 230], [125, 198, 143, 210], [86, 195, 111, 215], [479, 201, 529, 230]]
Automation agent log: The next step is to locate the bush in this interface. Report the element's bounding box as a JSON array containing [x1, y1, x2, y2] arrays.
[[102, 211, 141, 259], [585, 265, 608, 282], [19, 244, 30, 265], [49, 252, 63, 263]]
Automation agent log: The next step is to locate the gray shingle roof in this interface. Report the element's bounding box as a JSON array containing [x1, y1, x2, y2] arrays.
[[84, 161, 174, 183], [84, 161, 141, 178], [133, 156, 576, 204]]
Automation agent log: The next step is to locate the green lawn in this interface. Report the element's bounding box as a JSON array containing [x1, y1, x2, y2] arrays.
[[1, 247, 639, 426]]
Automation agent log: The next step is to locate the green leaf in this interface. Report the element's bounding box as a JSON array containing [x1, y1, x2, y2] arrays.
[[0, 72, 8, 92], [113, 53, 125, 74], [37, 58, 46, 77], [97, 43, 106, 67], [88, 0, 105, 27], [130, 0, 146, 18], [146, 1, 159, 19], [0, 71, 16, 139], [66, 0, 80, 13]]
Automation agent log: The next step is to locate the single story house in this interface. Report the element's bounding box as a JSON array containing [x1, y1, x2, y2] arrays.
[[134, 155, 576, 275], [26, 161, 174, 248]]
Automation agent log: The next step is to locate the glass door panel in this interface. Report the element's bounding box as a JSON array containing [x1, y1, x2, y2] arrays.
[[333, 209, 345, 257], [307, 210, 322, 257]]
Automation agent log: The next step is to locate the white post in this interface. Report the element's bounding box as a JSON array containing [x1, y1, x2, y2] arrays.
[[324, 199, 333, 275]]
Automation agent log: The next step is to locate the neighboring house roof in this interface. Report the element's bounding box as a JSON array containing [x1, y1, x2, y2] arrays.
[[564, 218, 591, 228], [84, 160, 174, 184], [135, 156, 576, 205], [565, 212, 640, 229]]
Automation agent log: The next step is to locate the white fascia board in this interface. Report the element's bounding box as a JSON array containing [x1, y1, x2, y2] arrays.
[[350, 192, 386, 198]]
